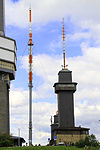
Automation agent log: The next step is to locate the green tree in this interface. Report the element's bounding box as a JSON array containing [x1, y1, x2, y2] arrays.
[[0, 134, 14, 147], [75, 139, 85, 148], [89, 134, 99, 147], [75, 134, 99, 148]]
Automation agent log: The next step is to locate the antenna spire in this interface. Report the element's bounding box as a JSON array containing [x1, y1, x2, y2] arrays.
[[63, 18, 66, 69], [28, 7, 33, 146]]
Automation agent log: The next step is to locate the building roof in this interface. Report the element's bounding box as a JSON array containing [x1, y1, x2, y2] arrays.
[[52, 126, 90, 132]]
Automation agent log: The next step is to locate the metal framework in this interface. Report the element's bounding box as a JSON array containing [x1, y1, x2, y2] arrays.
[[63, 18, 66, 69], [28, 8, 33, 146]]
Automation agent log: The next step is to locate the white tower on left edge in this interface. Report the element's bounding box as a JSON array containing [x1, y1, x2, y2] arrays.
[[0, 0, 17, 135]]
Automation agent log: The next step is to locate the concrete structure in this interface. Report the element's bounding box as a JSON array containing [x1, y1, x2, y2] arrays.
[[0, 80, 9, 134], [51, 69, 89, 145], [0, 0, 17, 135], [0, 0, 5, 36]]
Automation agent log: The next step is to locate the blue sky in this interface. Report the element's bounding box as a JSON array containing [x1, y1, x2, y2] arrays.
[[4, 0, 100, 145]]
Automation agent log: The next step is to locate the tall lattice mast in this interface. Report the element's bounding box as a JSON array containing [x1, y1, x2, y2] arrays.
[[28, 8, 33, 146], [63, 18, 66, 69], [56, 18, 67, 116]]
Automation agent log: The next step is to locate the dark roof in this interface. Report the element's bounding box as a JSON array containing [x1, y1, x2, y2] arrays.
[[52, 127, 90, 132]]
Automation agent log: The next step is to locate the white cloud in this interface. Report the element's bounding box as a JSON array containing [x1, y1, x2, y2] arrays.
[[69, 43, 100, 86], [21, 43, 100, 94], [10, 87, 100, 144], [75, 102, 100, 141], [10, 100, 56, 145], [9, 42, 100, 144], [5, 0, 100, 29], [20, 54, 62, 90], [17, 43, 100, 142], [5, 0, 28, 27], [68, 32, 91, 41], [5, 0, 100, 144], [10, 88, 28, 106]]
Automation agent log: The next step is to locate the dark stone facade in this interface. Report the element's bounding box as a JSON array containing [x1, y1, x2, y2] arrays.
[[54, 69, 77, 128]]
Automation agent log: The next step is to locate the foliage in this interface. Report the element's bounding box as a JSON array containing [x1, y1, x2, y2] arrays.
[[75, 139, 85, 148], [0, 146, 98, 150], [0, 134, 14, 147], [75, 134, 100, 148], [0, 146, 83, 150]]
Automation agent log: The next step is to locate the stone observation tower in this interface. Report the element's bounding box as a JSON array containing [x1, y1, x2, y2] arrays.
[[54, 69, 77, 128], [50, 19, 89, 145], [0, 0, 17, 134]]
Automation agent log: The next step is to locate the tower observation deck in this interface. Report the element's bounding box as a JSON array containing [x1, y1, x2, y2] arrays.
[[0, 0, 17, 135]]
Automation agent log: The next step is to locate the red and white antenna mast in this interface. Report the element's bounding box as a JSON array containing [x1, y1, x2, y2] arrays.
[[63, 18, 66, 69], [28, 7, 33, 146]]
